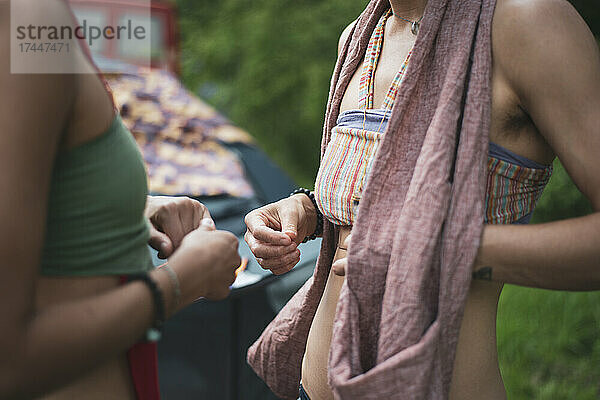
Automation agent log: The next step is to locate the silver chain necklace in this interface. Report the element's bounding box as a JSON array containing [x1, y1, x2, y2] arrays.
[[393, 12, 424, 35]]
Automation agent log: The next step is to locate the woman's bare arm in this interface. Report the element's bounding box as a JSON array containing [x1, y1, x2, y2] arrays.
[[474, 0, 600, 290], [0, 2, 177, 398]]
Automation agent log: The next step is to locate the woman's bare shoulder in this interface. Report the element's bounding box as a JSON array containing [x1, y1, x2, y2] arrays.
[[338, 20, 358, 54], [0, 1, 77, 147], [492, 0, 600, 207], [492, 0, 592, 69], [491, 0, 597, 102]]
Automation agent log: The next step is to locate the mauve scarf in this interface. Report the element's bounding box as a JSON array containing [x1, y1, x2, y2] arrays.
[[247, 0, 496, 398]]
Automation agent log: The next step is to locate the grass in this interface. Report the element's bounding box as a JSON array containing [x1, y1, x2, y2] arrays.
[[175, 3, 599, 392], [496, 159, 599, 399], [497, 286, 600, 399]]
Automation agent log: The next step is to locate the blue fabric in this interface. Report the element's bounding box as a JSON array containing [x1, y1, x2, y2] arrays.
[[488, 142, 552, 224], [337, 109, 549, 170], [488, 141, 549, 169], [298, 384, 311, 400], [512, 212, 533, 225], [336, 109, 391, 132], [335, 110, 551, 225]]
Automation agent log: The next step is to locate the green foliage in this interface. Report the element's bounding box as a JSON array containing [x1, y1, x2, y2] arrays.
[[176, 0, 368, 186], [498, 286, 600, 399], [531, 159, 593, 223], [496, 3, 599, 396], [496, 159, 598, 399], [175, 0, 598, 190], [175, 1, 599, 398]]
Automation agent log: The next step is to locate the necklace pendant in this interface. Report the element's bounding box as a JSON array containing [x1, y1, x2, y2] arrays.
[[411, 21, 419, 35]]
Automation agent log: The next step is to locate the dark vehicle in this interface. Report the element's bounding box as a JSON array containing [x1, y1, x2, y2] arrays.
[[69, 1, 319, 398]]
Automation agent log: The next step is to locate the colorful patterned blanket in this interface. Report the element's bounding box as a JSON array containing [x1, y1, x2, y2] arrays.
[[106, 69, 254, 198]]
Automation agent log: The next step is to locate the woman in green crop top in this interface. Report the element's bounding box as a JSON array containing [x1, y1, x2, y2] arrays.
[[0, 1, 241, 399]]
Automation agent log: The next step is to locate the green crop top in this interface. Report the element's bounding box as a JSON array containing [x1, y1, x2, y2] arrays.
[[41, 114, 153, 276]]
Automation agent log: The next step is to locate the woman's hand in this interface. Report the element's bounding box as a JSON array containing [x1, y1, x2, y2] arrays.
[[244, 194, 318, 275], [145, 196, 213, 259], [332, 234, 352, 276], [165, 219, 241, 306]]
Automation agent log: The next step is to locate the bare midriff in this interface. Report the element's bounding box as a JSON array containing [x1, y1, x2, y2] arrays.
[[35, 276, 136, 400], [301, 226, 507, 400]]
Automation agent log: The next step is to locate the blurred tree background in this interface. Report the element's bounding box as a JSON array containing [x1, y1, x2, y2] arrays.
[[174, 0, 599, 398], [175, 0, 368, 186]]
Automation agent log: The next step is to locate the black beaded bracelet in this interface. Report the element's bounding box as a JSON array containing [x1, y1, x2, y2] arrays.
[[127, 273, 165, 342], [291, 188, 324, 243]]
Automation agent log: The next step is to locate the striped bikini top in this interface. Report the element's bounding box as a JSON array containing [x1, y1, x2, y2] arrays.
[[314, 9, 553, 227]]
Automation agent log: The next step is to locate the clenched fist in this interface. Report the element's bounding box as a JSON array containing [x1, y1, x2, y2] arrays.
[[244, 194, 318, 275]]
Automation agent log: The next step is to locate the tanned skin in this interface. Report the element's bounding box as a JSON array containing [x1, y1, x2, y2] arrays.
[[0, 1, 241, 398], [245, 0, 600, 399]]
